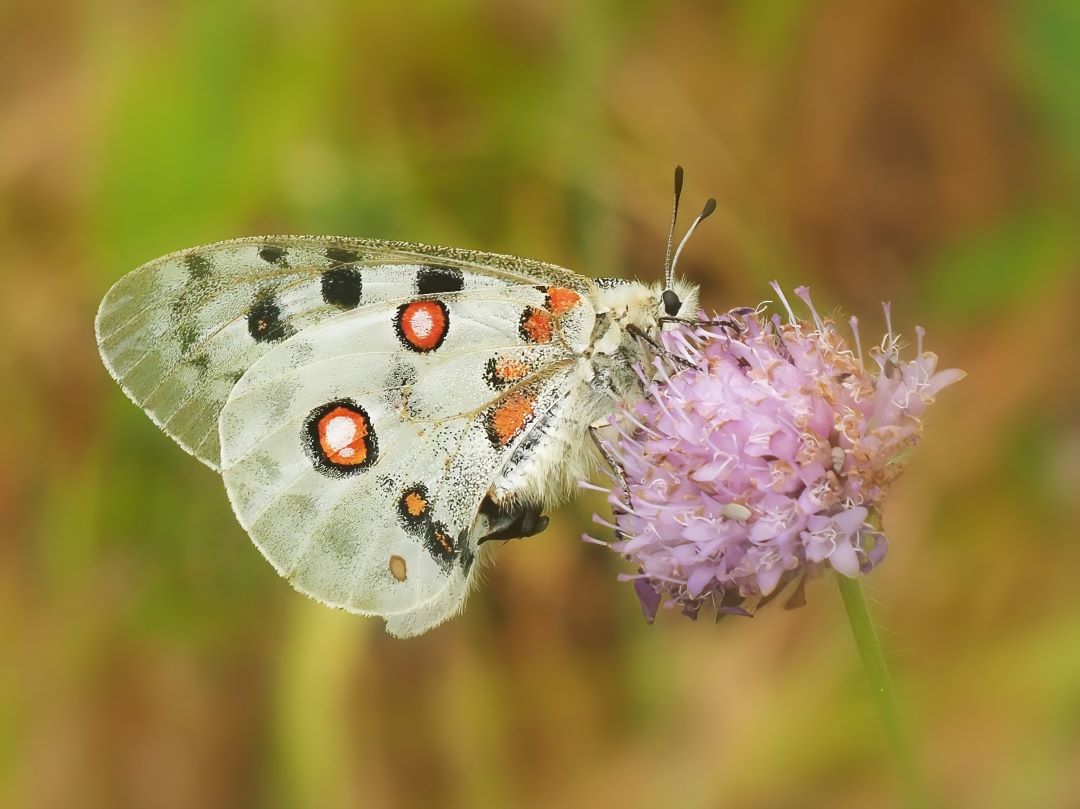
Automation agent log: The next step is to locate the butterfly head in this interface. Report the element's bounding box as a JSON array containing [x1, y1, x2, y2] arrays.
[[659, 279, 699, 320], [590, 276, 698, 350], [658, 165, 713, 325], [592, 168, 709, 345]]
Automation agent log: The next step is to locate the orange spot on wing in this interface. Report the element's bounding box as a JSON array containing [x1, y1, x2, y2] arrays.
[[398, 484, 432, 532], [404, 491, 427, 517], [519, 307, 552, 344], [487, 354, 530, 387], [496, 357, 528, 380], [486, 391, 536, 447], [546, 286, 580, 316], [389, 555, 408, 581]]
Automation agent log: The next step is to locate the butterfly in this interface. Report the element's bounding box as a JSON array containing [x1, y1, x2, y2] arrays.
[[95, 168, 714, 637]]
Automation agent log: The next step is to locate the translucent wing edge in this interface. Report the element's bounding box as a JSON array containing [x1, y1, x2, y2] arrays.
[[94, 283, 223, 471], [218, 444, 494, 637]]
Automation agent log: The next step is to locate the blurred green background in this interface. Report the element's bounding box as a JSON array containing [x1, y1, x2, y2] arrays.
[[3, 1, 1079, 807]]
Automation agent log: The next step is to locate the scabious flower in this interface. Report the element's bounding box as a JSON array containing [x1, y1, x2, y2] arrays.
[[586, 284, 964, 623]]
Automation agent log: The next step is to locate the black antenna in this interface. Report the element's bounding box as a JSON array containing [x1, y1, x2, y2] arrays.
[[662, 166, 684, 291], [670, 197, 716, 279]]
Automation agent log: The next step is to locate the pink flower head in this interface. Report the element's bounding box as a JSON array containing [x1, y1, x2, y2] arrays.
[[586, 284, 964, 623]]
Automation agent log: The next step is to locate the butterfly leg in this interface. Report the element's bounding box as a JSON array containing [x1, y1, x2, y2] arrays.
[[625, 324, 695, 369], [589, 418, 630, 501], [475, 496, 550, 544], [658, 309, 751, 334]]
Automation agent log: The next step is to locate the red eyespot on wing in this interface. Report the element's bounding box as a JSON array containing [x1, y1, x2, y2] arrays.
[[304, 400, 378, 475], [319, 408, 370, 464], [545, 286, 580, 316], [519, 307, 552, 344], [395, 300, 449, 352]]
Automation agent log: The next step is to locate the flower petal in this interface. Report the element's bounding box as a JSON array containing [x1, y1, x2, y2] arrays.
[[594, 294, 960, 622]]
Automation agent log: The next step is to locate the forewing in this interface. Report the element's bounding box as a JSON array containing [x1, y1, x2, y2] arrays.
[[96, 236, 591, 469], [218, 285, 593, 637]]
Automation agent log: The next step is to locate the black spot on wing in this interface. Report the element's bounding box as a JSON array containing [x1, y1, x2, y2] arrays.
[[417, 265, 464, 295], [247, 296, 293, 343], [424, 520, 458, 571], [321, 267, 363, 309], [326, 246, 360, 264], [177, 324, 200, 357], [184, 253, 212, 280], [189, 352, 211, 375], [258, 245, 288, 265]]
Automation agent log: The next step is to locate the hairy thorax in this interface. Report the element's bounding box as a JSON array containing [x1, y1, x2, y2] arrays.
[[488, 277, 699, 510]]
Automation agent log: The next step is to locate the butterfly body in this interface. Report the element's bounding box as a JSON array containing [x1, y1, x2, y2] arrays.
[[97, 235, 697, 636]]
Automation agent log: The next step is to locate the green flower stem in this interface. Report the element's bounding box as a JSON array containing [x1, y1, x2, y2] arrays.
[[836, 574, 934, 808]]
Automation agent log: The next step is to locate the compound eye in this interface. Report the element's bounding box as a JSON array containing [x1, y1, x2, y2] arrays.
[[662, 288, 682, 317]]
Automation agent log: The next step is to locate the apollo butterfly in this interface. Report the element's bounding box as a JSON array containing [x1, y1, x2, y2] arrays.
[[96, 168, 713, 636]]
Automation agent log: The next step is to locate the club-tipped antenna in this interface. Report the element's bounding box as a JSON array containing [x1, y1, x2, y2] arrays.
[[662, 166, 685, 290], [670, 197, 716, 279]]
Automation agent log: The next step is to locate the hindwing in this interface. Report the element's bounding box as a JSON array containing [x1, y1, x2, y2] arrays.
[[218, 285, 592, 636]]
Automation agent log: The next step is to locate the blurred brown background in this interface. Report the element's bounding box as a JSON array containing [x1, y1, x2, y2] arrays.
[[2, 1, 1079, 807]]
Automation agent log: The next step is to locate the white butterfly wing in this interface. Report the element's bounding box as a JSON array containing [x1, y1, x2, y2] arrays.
[[218, 286, 593, 637], [96, 236, 589, 469]]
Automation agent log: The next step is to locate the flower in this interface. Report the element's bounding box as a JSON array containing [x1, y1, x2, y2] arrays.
[[585, 284, 964, 623]]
